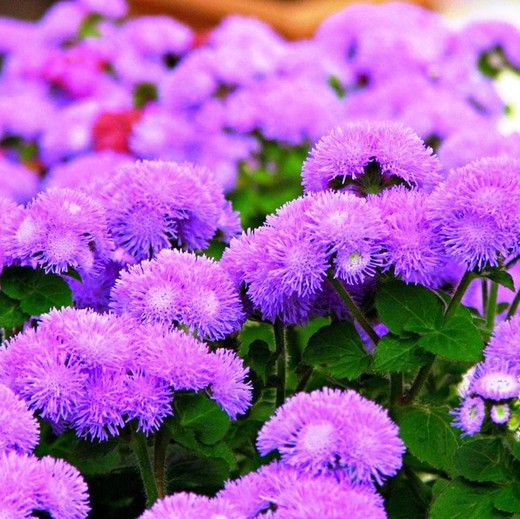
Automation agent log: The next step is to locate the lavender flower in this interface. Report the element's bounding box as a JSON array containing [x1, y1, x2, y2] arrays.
[[0, 159, 39, 204], [111, 249, 245, 340], [257, 388, 404, 485], [139, 492, 241, 519], [451, 396, 486, 437], [485, 315, 520, 368], [0, 198, 25, 270], [0, 384, 39, 454], [491, 404, 511, 425], [428, 157, 520, 271], [302, 121, 442, 195], [6, 188, 112, 275], [374, 187, 446, 286], [471, 360, 520, 401], [96, 160, 232, 261]]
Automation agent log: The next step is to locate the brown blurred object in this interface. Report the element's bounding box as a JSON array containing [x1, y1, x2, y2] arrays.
[[127, 0, 435, 39], [0, 0, 56, 20]]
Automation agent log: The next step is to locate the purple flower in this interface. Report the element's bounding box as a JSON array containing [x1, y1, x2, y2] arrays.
[[6, 188, 112, 275], [96, 160, 233, 261], [491, 404, 511, 425], [0, 159, 39, 204], [257, 388, 404, 485], [139, 492, 241, 519], [35, 456, 90, 519], [209, 349, 252, 419], [0, 384, 39, 454], [0, 198, 25, 270], [471, 360, 520, 401], [302, 121, 442, 195], [485, 314, 520, 368], [428, 157, 520, 271], [373, 187, 446, 286], [111, 249, 245, 341], [451, 396, 486, 436]]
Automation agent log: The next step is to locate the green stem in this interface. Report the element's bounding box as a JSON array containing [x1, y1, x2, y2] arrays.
[[507, 288, 520, 320], [403, 465, 432, 508], [327, 272, 379, 345], [403, 357, 435, 405], [132, 430, 159, 507], [390, 372, 403, 417], [445, 271, 475, 320], [486, 281, 499, 331], [294, 365, 313, 394], [505, 254, 520, 270], [273, 319, 286, 408], [153, 425, 171, 500], [482, 279, 489, 317]]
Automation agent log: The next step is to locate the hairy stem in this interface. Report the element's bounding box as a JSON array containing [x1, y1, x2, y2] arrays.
[[153, 425, 171, 499], [445, 271, 475, 320], [273, 318, 287, 408], [132, 430, 159, 507], [486, 281, 499, 331], [327, 272, 379, 345]]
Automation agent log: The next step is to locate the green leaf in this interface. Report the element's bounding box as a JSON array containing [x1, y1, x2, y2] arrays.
[[175, 393, 230, 445], [454, 438, 512, 483], [376, 280, 444, 336], [1, 266, 72, 316], [245, 340, 271, 384], [373, 334, 432, 373], [399, 406, 463, 476], [303, 321, 371, 380], [0, 292, 30, 328], [133, 82, 158, 108], [482, 268, 515, 291], [418, 315, 483, 362], [430, 478, 508, 519], [494, 484, 520, 513]]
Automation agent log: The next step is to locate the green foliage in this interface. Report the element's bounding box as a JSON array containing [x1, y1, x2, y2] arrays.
[[373, 334, 432, 372], [1, 266, 73, 316], [303, 321, 371, 380]]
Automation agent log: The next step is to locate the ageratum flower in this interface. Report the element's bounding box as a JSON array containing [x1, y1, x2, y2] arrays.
[[0, 198, 24, 271], [428, 157, 520, 271], [257, 388, 404, 485], [484, 314, 520, 369], [302, 121, 441, 195], [471, 360, 520, 401], [110, 249, 245, 341], [139, 492, 241, 519], [491, 404, 511, 425], [374, 187, 446, 286], [6, 188, 112, 275], [0, 159, 39, 204], [0, 452, 90, 519], [451, 396, 486, 437], [96, 160, 235, 261], [0, 384, 39, 454], [219, 461, 385, 519]]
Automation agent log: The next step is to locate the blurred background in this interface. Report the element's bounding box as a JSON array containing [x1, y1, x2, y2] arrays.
[[2, 0, 520, 37]]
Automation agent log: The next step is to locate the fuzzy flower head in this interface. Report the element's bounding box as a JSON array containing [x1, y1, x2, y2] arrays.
[[6, 188, 112, 275], [428, 157, 520, 271], [470, 360, 520, 401], [485, 314, 520, 369], [491, 404, 511, 425], [0, 384, 39, 454], [95, 160, 234, 261], [110, 249, 245, 341], [451, 396, 486, 437], [374, 187, 446, 286], [302, 121, 442, 195], [257, 388, 405, 485]]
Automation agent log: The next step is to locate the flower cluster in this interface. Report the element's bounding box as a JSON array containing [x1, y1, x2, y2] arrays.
[[452, 314, 520, 436], [0, 307, 252, 440]]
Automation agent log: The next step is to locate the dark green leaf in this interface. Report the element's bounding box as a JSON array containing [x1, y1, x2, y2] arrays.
[[399, 406, 463, 476], [175, 393, 230, 445], [376, 280, 444, 335], [418, 316, 483, 362], [482, 268, 515, 291], [303, 321, 371, 379], [0, 292, 29, 328], [133, 82, 158, 108], [373, 334, 432, 373], [386, 473, 429, 519], [1, 266, 72, 316], [430, 478, 508, 519], [454, 438, 511, 483], [245, 340, 271, 384], [494, 484, 520, 513]]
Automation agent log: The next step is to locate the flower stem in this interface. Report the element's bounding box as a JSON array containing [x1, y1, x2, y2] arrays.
[[507, 288, 520, 320], [486, 281, 499, 331], [273, 318, 286, 408], [153, 425, 171, 499], [404, 271, 475, 405], [327, 272, 379, 346], [132, 430, 159, 507]]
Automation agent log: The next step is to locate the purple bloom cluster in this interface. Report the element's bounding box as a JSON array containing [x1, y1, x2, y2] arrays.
[[0, 307, 252, 439], [256, 388, 404, 485], [452, 314, 520, 436]]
